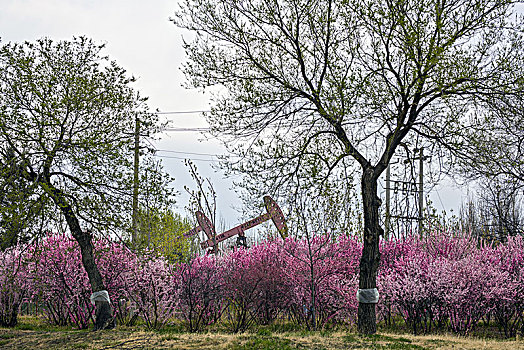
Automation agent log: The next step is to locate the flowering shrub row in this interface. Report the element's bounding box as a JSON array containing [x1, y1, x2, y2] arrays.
[[0, 245, 28, 327], [0, 232, 523, 337], [26, 234, 133, 328], [379, 234, 524, 336]]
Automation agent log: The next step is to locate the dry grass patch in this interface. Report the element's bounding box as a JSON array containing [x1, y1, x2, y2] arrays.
[[1, 317, 524, 349]]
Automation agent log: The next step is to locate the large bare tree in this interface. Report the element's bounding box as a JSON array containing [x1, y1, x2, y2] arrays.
[[173, 0, 524, 333], [459, 93, 524, 187]]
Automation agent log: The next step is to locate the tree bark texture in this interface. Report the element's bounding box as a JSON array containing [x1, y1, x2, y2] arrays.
[[42, 178, 115, 330], [357, 168, 383, 334]]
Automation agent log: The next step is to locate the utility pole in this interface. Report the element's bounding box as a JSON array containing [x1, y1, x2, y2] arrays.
[[386, 152, 425, 239], [385, 165, 391, 240], [132, 114, 140, 245], [417, 148, 424, 239]]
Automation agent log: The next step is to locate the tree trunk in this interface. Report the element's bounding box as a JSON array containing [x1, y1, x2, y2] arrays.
[[73, 228, 115, 330], [357, 168, 383, 334], [42, 179, 115, 330]]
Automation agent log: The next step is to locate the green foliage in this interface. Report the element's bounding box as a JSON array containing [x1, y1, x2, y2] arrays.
[[0, 148, 47, 250], [421, 198, 462, 235], [136, 208, 192, 263], [230, 335, 297, 350], [256, 328, 272, 337], [0, 37, 171, 236]]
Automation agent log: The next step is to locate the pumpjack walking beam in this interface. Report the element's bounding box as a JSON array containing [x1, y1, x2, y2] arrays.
[[183, 196, 288, 252]]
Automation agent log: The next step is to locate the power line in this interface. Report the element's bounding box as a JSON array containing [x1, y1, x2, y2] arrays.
[[153, 154, 217, 162], [155, 149, 231, 157], [144, 138, 237, 159], [436, 188, 447, 213], [157, 110, 210, 115], [162, 127, 210, 132], [143, 137, 157, 150]]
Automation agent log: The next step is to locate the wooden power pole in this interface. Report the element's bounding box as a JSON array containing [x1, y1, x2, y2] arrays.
[[384, 151, 425, 240], [132, 115, 140, 245], [417, 148, 424, 239], [385, 165, 391, 240]]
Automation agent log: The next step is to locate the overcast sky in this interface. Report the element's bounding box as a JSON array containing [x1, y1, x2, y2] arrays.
[[0, 0, 469, 230], [0, 0, 246, 225]]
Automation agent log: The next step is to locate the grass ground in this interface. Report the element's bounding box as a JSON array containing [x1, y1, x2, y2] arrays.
[[1, 316, 523, 349]]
